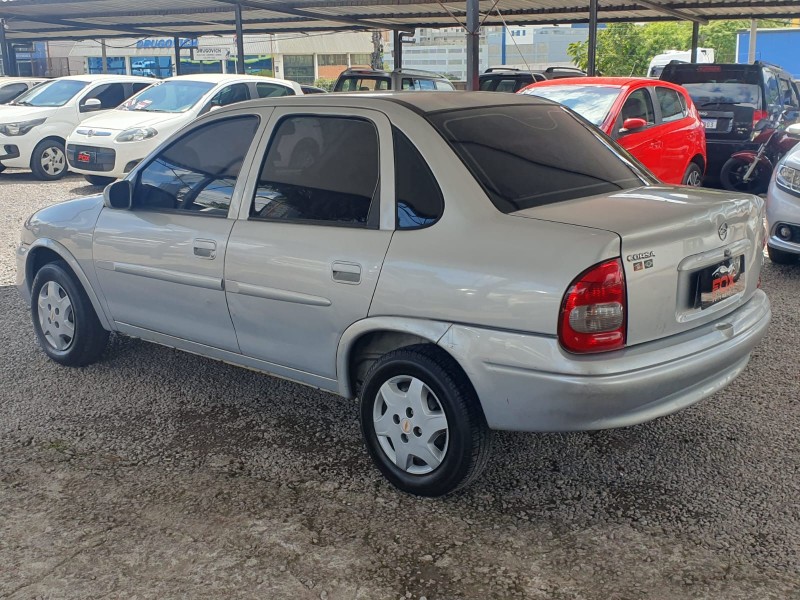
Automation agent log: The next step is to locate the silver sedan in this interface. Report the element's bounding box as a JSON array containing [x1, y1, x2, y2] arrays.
[[17, 93, 770, 496]]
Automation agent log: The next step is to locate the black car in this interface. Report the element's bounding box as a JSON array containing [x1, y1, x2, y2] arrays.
[[479, 66, 587, 93], [660, 61, 800, 182]]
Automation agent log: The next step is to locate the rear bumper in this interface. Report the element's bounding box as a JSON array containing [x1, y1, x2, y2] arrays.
[[441, 290, 770, 432]]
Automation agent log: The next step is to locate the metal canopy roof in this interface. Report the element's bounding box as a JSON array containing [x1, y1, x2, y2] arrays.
[[2, 0, 800, 41]]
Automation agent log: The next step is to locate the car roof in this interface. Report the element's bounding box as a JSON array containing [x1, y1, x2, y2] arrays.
[[45, 74, 154, 83], [164, 73, 291, 84], [215, 90, 553, 115], [526, 76, 688, 91]]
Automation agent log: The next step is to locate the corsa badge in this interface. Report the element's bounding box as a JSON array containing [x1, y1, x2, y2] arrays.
[[718, 222, 729, 241]]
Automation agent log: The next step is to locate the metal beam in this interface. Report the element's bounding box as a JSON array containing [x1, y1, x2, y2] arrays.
[[174, 35, 181, 75], [4, 14, 166, 36], [634, 0, 708, 24], [393, 30, 402, 69], [690, 20, 699, 62], [0, 20, 10, 77], [466, 0, 479, 90], [235, 3, 245, 75], [587, 0, 598, 76]]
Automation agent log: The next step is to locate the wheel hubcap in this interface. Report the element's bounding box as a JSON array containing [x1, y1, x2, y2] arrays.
[[686, 170, 702, 186], [41, 147, 66, 176], [37, 281, 75, 351], [373, 375, 449, 475]]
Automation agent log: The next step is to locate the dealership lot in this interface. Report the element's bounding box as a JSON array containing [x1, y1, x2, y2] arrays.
[[1, 171, 799, 598]]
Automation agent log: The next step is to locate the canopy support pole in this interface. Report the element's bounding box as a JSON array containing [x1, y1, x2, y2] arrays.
[[587, 0, 598, 76], [466, 0, 479, 90], [235, 3, 245, 74], [690, 21, 699, 62]]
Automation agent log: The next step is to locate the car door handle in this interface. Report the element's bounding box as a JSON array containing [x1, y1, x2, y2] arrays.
[[332, 261, 361, 284], [193, 238, 217, 260]]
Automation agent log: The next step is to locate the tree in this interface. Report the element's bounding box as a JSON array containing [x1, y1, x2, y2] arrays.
[[568, 19, 791, 77]]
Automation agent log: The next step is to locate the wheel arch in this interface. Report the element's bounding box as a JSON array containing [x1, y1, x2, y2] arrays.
[[690, 153, 706, 173], [26, 239, 113, 331], [337, 317, 453, 398]]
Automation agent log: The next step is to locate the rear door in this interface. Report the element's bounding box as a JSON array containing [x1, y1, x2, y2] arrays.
[[225, 107, 395, 379]]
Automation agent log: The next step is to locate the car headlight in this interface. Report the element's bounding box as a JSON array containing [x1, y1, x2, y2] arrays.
[[776, 163, 800, 195], [0, 118, 46, 136], [115, 127, 158, 142]]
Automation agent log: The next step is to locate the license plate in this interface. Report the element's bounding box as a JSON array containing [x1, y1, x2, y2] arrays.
[[76, 151, 95, 163], [696, 255, 745, 309], [702, 118, 717, 129]]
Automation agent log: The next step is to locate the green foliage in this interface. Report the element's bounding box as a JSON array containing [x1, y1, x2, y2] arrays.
[[567, 19, 791, 77], [313, 77, 336, 91]]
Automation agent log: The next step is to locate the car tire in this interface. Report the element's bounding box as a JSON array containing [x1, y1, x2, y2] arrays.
[[30, 139, 68, 181], [84, 175, 115, 187], [720, 157, 767, 194], [767, 245, 798, 265], [30, 261, 109, 367], [359, 344, 493, 496], [682, 162, 703, 186]]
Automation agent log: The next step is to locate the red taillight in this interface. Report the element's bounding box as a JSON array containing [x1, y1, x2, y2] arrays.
[[753, 110, 768, 130], [558, 258, 627, 353]]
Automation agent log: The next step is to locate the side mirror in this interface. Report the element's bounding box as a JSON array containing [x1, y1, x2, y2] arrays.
[[103, 180, 133, 210], [81, 98, 103, 112], [620, 117, 647, 133]]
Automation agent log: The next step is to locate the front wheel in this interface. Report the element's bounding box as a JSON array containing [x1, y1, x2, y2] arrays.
[[84, 174, 115, 187], [30, 139, 68, 180], [359, 345, 493, 496], [720, 157, 769, 194], [30, 261, 109, 366]]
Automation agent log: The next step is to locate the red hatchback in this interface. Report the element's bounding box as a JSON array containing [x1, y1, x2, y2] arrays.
[[519, 77, 707, 186]]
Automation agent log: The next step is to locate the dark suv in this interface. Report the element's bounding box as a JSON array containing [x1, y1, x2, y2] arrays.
[[661, 61, 800, 182], [479, 66, 586, 93], [333, 68, 455, 92]]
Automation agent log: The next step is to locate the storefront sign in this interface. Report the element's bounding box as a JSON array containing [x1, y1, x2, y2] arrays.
[[195, 47, 230, 60], [136, 38, 198, 49]]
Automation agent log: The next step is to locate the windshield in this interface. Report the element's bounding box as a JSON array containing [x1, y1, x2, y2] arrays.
[[520, 85, 621, 126], [661, 66, 762, 108], [118, 80, 215, 113], [12, 80, 89, 107], [428, 105, 646, 213], [682, 83, 761, 108]]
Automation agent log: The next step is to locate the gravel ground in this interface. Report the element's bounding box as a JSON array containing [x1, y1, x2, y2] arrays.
[[1, 169, 798, 599]]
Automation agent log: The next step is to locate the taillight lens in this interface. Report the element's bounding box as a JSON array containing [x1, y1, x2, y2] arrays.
[[752, 110, 768, 131], [559, 258, 627, 353]]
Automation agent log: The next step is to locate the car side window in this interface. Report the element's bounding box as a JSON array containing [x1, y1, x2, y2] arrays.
[[250, 115, 380, 227], [132, 82, 151, 94], [479, 78, 496, 91], [81, 83, 126, 109], [257, 82, 293, 98], [415, 79, 436, 91], [206, 83, 250, 110], [778, 78, 796, 107], [621, 89, 656, 125], [134, 116, 259, 217], [402, 78, 414, 90], [435, 80, 455, 91], [495, 79, 518, 93], [764, 69, 781, 109], [0, 82, 28, 103], [393, 127, 443, 229], [655, 87, 687, 123]]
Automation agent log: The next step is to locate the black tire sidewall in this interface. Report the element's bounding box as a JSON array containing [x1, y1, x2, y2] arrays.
[[31, 139, 67, 181], [360, 354, 476, 496], [30, 263, 92, 365], [720, 158, 766, 193], [683, 162, 703, 186]]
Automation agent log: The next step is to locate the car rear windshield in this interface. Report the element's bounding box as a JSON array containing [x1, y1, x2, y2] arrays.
[[520, 84, 621, 126], [334, 76, 391, 92], [661, 65, 762, 108], [118, 80, 215, 113], [428, 104, 646, 213], [11, 79, 88, 107]]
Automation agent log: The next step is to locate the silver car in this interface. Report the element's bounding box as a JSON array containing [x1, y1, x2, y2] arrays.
[[766, 140, 800, 264], [16, 93, 771, 496]]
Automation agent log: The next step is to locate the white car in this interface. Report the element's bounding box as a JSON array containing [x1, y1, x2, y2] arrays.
[[0, 76, 46, 104], [0, 75, 153, 180], [766, 140, 800, 264], [66, 74, 303, 185]]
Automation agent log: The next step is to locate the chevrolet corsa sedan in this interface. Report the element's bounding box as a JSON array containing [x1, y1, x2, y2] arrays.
[[17, 93, 771, 496]]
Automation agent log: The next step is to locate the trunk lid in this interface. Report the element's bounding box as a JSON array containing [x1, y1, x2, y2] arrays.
[[512, 185, 765, 346]]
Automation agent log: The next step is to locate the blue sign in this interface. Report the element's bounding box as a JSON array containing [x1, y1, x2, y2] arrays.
[[136, 38, 198, 49]]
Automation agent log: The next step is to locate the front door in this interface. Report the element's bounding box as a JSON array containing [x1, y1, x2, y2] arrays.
[[92, 114, 261, 352], [225, 108, 395, 379], [617, 87, 663, 179]]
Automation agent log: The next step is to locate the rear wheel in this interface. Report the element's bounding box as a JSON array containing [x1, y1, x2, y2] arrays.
[[682, 162, 703, 186], [720, 157, 768, 194], [30, 261, 109, 366], [768, 245, 798, 265], [30, 139, 68, 180], [84, 175, 115, 187], [359, 345, 492, 496]]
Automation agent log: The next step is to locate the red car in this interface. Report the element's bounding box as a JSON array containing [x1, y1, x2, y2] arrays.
[[519, 77, 707, 186]]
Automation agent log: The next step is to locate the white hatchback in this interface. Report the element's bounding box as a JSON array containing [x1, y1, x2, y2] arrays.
[[0, 75, 153, 180], [66, 74, 303, 185]]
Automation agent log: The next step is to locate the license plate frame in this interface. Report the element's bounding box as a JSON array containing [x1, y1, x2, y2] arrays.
[[76, 151, 95, 163], [702, 118, 718, 130], [695, 254, 745, 309]]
